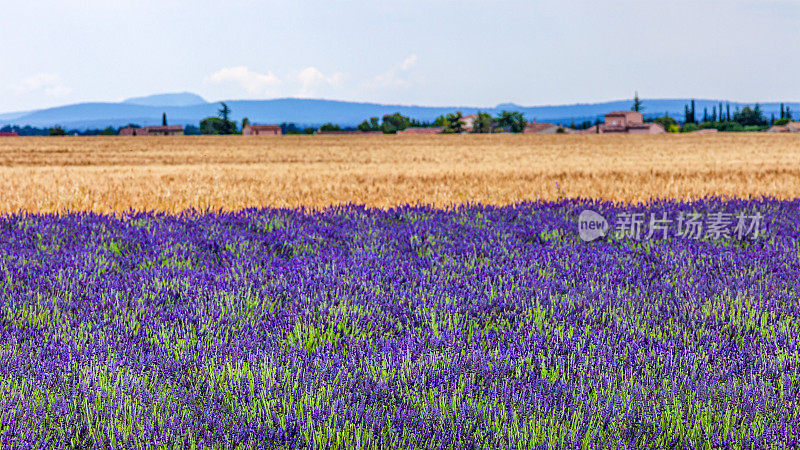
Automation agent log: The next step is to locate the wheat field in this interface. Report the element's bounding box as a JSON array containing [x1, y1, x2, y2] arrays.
[[0, 133, 798, 213]]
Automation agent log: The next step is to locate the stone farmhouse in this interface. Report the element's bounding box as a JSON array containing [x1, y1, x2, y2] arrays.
[[578, 111, 664, 134], [243, 124, 282, 136], [767, 121, 800, 133], [524, 121, 574, 134], [119, 125, 183, 136]]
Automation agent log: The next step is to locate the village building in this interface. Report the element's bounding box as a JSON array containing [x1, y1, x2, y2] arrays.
[[144, 125, 184, 136], [459, 114, 477, 132], [767, 121, 800, 133], [524, 121, 574, 134], [118, 126, 146, 136], [242, 124, 282, 136], [396, 127, 444, 135], [577, 111, 664, 134]]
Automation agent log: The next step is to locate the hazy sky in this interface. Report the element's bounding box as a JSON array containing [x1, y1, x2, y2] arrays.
[[2, 0, 799, 112]]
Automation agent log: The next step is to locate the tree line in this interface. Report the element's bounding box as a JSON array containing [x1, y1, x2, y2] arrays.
[[631, 94, 795, 133], [196, 104, 533, 135]]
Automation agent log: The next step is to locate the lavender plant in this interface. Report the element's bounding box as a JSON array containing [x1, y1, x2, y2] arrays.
[[0, 198, 798, 449]]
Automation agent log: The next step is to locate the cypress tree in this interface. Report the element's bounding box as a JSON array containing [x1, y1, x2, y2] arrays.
[[162, 113, 167, 126], [632, 91, 643, 112], [780, 103, 785, 119]]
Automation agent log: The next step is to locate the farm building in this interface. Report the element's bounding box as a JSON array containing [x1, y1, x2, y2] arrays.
[[460, 114, 477, 132], [119, 126, 146, 136], [396, 127, 444, 135], [767, 121, 800, 132], [144, 125, 184, 136], [577, 111, 664, 134], [243, 124, 282, 136], [524, 121, 574, 134], [0, 132, 19, 137]]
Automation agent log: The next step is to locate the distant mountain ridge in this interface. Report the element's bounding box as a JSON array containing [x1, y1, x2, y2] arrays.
[[122, 92, 207, 107], [1, 94, 797, 130]]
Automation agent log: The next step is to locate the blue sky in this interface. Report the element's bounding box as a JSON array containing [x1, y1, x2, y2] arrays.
[[2, 0, 799, 112]]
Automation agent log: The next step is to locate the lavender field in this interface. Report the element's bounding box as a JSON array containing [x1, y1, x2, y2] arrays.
[[1, 198, 799, 449]]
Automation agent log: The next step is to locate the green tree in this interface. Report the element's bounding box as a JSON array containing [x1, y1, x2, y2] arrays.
[[358, 117, 381, 132], [162, 113, 167, 126], [200, 117, 225, 135], [48, 126, 67, 136], [632, 91, 644, 112], [381, 113, 411, 134], [242, 117, 250, 129], [471, 111, 494, 133], [100, 126, 116, 136], [496, 111, 526, 133], [433, 115, 448, 127], [733, 105, 766, 127], [684, 100, 697, 124], [681, 123, 700, 133], [442, 111, 464, 134], [303, 127, 316, 135], [318, 123, 341, 132], [653, 115, 678, 131], [774, 118, 791, 126], [216, 102, 236, 134]]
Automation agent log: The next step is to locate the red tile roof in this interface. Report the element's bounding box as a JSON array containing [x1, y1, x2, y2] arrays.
[[524, 122, 557, 133], [247, 125, 281, 131], [145, 125, 183, 131]]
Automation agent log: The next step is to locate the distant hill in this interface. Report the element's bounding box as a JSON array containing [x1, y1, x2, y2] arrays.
[[1, 93, 797, 130], [122, 92, 208, 107]]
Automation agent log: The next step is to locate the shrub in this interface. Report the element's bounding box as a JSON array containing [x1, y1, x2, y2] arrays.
[[681, 123, 700, 133]]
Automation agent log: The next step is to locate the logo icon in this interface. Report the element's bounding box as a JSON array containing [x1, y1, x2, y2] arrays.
[[578, 210, 608, 242]]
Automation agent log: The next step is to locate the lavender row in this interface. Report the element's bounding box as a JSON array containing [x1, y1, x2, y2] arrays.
[[1, 198, 799, 448]]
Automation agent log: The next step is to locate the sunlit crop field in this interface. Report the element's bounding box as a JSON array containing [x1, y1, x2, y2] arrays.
[[0, 134, 799, 213]]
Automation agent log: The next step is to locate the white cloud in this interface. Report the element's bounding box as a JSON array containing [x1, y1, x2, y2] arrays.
[[11, 73, 72, 97], [293, 67, 344, 98], [401, 54, 418, 71], [205, 66, 281, 95], [364, 54, 419, 90], [205, 65, 344, 98]]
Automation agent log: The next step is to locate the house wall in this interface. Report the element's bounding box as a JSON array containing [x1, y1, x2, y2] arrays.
[[255, 128, 279, 136], [243, 125, 281, 135]]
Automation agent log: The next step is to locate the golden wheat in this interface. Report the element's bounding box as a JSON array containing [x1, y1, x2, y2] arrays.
[[0, 133, 798, 213]]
